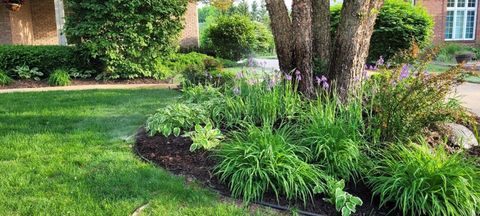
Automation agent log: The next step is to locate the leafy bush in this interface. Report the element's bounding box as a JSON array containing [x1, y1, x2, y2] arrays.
[[13, 66, 43, 80], [64, 0, 188, 79], [0, 70, 12, 86], [331, 0, 434, 62], [214, 125, 326, 203], [184, 123, 224, 152], [0, 45, 95, 77], [252, 21, 275, 55], [300, 96, 364, 180], [182, 84, 223, 103], [367, 143, 480, 216], [146, 103, 209, 137], [364, 63, 464, 143], [203, 15, 256, 60], [48, 69, 72, 86]]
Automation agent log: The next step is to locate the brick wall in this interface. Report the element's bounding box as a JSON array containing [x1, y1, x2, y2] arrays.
[[0, 6, 12, 44], [180, 1, 199, 48], [9, 0, 34, 44], [31, 0, 57, 45]]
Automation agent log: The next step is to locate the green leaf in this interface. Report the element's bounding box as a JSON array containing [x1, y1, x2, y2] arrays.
[[173, 127, 181, 137]]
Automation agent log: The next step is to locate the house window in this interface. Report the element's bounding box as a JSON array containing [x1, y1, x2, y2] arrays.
[[445, 0, 477, 40]]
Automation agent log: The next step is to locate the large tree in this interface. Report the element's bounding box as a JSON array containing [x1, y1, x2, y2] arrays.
[[265, 0, 384, 98]]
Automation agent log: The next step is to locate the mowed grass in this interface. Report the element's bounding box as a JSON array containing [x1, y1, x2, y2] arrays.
[[0, 89, 261, 216]]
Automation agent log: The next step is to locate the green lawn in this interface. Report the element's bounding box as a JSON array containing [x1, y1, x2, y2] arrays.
[[0, 89, 262, 215]]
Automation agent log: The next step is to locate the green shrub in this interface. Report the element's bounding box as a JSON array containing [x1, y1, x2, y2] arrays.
[[184, 123, 224, 152], [214, 125, 326, 203], [437, 43, 478, 63], [331, 0, 434, 62], [0, 45, 95, 77], [367, 143, 480, 216], [364, 63, 464, 143], [48, 69, 72, 86], [0, 70, 13, 86], [146, 103, 209, 137], [252, 22, 274, 55], [203, 15, 256, 60], [64, 0, 188, 79], [13, 65, 43, 80], [300, 95, 364, 180]]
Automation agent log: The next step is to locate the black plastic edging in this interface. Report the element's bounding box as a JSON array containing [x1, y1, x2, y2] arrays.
[[132, 142, 326, 216]]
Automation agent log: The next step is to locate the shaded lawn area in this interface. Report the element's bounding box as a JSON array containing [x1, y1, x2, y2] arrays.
[[0, 89, 256, 215]]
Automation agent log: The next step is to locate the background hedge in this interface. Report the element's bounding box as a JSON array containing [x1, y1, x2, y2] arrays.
[[0, 45, 96, 77], [331, 0, 434, 62]]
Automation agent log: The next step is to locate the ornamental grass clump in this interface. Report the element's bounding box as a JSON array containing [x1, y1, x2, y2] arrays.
[[300, 94, 364, 181], [214, 125, 327, 203], [367, 142, 480, 216], [214, 71, 303, 127], [48, 69, 71, 86], [0, 70, 12, 86]]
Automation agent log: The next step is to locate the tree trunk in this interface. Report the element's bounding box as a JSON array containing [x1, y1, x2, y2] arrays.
[[264, 0, 293, 73], [311, 0, 331, 77], [330, 0, 384, 99], [292, 0, 315, 96]]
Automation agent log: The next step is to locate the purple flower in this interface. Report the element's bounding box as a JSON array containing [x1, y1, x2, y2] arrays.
[[285, 74, 292, 81], [233, 87, 240, 95], [315, 76, 321, 85], [376, 56, 385, 66], [365, 64, 369, 70], [295, 70, 301, 76], [235, 72, 244, 79], [322, 81, 330, 90], [321, 75, 327, 82], [368, 65, 374, 70], [400, 64, 410, 80], [247, 57, 255, 67], [296, 74, 302, 81]]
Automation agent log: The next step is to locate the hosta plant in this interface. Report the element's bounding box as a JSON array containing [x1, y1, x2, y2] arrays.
[[367, 142, 480, 216], [316, 178, 363, 216], [184, 123, 224, 152], [14, 65, 43, 80], [146, 103, 209, 137]]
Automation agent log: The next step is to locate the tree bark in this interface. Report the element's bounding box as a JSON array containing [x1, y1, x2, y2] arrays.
[[330, 0, 384, 99], [265, 0, 293, 73], [311, 0, 331, 76], [292, 0, 315, 96]]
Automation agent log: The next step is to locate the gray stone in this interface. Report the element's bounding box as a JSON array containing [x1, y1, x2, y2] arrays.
[[437, 123, 479, 150]]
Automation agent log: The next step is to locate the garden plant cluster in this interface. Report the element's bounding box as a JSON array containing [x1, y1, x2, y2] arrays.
[[144, 51, 480, 216]]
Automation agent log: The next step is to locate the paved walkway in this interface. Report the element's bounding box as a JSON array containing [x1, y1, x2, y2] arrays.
[[0, 83, 177, 94]]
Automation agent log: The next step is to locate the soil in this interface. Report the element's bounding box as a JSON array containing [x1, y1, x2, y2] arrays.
[[135, 129, 397, 216], [0, 78, 170, 90]]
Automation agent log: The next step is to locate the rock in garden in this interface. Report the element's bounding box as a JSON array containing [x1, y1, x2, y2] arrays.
[[437, 123, 479, 150]]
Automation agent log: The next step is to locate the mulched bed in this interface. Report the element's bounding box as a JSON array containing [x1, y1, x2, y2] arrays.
[[135, 129, 396, 216], [0, 78, 170, 89]]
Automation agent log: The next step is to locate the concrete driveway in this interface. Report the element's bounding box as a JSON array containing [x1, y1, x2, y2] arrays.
[[255, 58, 480, 115]]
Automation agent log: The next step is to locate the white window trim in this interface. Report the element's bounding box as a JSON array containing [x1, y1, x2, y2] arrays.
[[445, 0, 478, 41]]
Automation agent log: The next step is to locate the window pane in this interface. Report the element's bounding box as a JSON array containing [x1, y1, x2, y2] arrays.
[[458, 0, 466, 7], [466, 10, 475, 38], [468, 0, 476, 7], [448, 0, 455, 7], [455, 11, 465, 39], [446, 11, 454, 39]]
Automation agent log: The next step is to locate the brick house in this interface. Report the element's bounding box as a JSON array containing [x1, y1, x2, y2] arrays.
[[415, 0, 480, 44], [0, 0, 199, 47]]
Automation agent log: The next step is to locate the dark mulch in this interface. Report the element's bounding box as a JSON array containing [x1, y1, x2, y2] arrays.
[[135, 129, 396, 216], [0, 78, 170, 89]]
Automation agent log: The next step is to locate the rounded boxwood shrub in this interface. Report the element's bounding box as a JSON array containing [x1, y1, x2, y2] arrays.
[[367, 143, 480, 216], [64, 0, 188, 79], [203, 15, 256, 60], [331, 0, 434, 62], [48, 69, 72, 86]]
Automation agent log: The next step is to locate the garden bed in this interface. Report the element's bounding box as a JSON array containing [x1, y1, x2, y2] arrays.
[[134, 129, 396, 216], [0, 78, 171, 90]]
